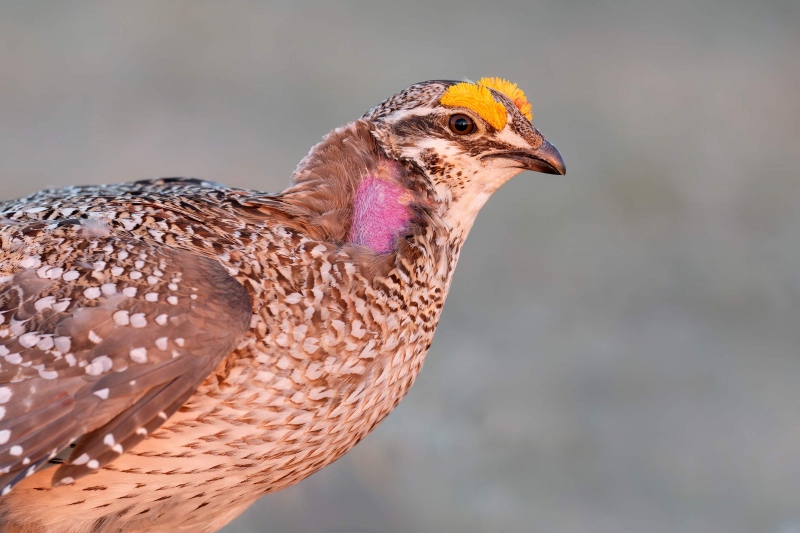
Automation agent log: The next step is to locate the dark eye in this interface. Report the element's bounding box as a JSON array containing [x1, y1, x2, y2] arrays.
[[448, 114, 475, 135]]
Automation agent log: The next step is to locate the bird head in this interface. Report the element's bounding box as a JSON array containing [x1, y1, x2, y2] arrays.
[[364, 78, 565, 234]]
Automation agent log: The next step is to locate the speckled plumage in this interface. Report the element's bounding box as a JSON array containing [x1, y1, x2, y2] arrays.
[[0, 80, 564, 532]]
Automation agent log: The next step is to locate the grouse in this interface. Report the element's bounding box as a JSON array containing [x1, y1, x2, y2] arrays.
[[0, 78, 564, 532]]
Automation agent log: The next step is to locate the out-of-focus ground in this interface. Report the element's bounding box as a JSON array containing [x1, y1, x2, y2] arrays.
[[1, 1, 799, 532]]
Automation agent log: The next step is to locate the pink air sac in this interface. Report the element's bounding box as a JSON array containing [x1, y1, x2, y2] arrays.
[[349, 175, 412, 254]]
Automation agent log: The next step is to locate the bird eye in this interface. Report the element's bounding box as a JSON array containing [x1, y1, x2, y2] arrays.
[[448, 114, 475, 135]]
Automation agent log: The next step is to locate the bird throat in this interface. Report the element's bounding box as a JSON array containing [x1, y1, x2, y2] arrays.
[[349, 163, 413, 254]]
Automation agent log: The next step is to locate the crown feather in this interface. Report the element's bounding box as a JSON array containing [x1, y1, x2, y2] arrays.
[[477, 77, 533, 121]]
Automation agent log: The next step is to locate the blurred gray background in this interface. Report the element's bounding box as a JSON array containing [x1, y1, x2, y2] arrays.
[[1, 1, 799, 532]]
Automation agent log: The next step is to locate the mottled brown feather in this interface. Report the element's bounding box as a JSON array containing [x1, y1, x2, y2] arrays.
[[0, 220, 251, 492]]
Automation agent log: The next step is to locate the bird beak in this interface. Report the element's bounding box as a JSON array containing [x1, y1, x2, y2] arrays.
[[497, 139, 566, 175], [528, 139, 566, 175]]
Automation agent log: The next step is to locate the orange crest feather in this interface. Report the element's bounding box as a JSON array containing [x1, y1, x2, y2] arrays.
[[477, 77, 533, 121], [440, 82, 508, 130]]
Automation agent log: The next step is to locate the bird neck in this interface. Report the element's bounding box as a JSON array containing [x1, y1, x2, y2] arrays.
[[348, 167, 414, 254], [279, 120, 442, 244], [253, 119, 463, 296]]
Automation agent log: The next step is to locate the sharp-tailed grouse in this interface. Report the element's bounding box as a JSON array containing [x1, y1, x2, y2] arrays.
[[0, 78, 564, 532]]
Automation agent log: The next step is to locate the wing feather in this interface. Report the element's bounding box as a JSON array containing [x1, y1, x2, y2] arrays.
[[0, 218, 252, 494]]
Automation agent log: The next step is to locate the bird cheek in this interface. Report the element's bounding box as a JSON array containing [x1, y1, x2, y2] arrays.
[[481, 156, 514, 171]]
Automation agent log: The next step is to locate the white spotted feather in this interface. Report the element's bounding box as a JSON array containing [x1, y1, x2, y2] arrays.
[[0, 219, 251, 493]]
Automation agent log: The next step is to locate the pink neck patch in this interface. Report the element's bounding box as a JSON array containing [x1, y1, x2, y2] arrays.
[[349, 175, 412, 254]]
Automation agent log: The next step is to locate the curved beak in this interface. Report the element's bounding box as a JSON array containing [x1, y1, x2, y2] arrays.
[[499, 139, 566, 175]]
